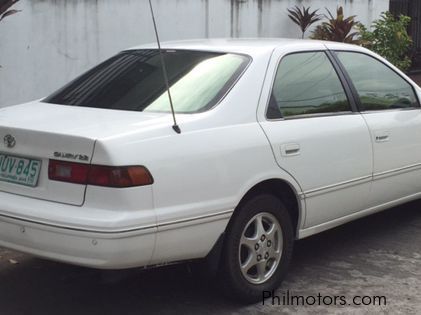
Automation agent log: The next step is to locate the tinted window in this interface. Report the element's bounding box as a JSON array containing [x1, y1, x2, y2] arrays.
[[336, 52, 419, 111], [44, 50, 250, 113], [268, 52, 351, 119]]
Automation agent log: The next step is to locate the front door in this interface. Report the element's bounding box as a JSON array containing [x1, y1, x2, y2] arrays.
[[332, 49, 421, 206]]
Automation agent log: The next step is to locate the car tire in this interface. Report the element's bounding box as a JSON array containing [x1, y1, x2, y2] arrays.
[[219, 193, 294, 303]]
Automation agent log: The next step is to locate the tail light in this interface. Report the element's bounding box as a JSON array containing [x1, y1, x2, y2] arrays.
[[48, 160, 153, 187]]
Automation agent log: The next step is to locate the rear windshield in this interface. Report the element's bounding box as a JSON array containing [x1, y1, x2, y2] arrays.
[[43, 50, 250, 113]]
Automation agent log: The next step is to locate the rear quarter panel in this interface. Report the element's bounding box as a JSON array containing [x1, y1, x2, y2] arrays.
[[90, 48, 305, 263]]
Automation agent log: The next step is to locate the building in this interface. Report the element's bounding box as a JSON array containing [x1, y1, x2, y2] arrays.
[[0, 0, 389, 107]]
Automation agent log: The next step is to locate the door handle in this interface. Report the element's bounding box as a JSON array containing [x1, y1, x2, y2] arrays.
[[376, 135, 389, 142], [281, 143, 300, 157], [374, 131, 390, 143]]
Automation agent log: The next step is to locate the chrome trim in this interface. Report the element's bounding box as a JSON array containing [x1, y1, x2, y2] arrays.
[[0, 209, 234, 235], [301, 162, 421, 199], [303, 175, 372, 198], [361, 107, 420, 114], [157, 209, 233, 228], [373, 162, 421, 180], [281, 111, 355, 120], [0, 213, 156, 234], [267, 111, 357, 122], [298, 190, 421, 239]]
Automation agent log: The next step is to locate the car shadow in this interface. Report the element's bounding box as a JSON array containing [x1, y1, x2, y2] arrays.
[[0, 200, 420, 315]]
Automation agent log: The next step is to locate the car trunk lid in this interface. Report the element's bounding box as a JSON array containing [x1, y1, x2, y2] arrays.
[[0, 101, 168, 206], [0, 126, 95, 206]]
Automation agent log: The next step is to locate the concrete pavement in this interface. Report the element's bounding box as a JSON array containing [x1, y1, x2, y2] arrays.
[[0, 200, 420, 314]]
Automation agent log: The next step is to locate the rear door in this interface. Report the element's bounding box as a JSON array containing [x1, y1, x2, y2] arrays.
[[258, 46, 373, 229], [331, 48, 421, 206]]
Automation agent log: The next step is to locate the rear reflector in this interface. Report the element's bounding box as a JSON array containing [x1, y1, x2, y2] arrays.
[[48, 160, 153, 187]]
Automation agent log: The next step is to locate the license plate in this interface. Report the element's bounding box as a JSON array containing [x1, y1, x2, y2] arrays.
[[0, 154, 41, 187]]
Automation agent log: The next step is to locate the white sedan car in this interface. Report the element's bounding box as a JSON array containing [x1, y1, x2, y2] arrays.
[[0, 39, 420, 302]]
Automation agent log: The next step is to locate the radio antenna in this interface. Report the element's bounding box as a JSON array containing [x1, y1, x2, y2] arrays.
[[148, 0, 181, 134]]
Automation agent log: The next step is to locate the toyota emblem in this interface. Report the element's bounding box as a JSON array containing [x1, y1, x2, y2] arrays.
[[4, 134, 16, 148]]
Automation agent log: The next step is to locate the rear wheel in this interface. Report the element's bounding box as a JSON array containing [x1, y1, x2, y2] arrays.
[[219, 194, 294, 303]]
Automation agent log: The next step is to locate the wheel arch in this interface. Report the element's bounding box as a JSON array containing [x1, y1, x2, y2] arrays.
[[204, 178, 303, 275], [234, 178, 303, 238]]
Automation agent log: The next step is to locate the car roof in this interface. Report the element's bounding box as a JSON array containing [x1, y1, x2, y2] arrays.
[[126, 38, 359, 56]]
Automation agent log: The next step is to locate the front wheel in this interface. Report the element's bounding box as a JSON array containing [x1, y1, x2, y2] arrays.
[[219, 194, 294, 303]]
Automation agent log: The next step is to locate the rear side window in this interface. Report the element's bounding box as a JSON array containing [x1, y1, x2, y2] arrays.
[[336, 52, 419, 111], [267, 51, 351, 119], [43, 50, 250, 113]]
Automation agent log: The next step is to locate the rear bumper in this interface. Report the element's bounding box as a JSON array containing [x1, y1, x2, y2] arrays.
[[0, 189, 231, 269], [0, 214, 156, 269], [0, 186, 157, 268]]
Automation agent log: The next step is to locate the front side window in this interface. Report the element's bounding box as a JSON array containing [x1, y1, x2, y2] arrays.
[[336, 51, 419, 111], [267, 51, 351, 119], [43, 50, 250, 113]]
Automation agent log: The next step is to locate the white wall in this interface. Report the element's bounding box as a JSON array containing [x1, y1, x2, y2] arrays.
[[0, 0, 388, 107]]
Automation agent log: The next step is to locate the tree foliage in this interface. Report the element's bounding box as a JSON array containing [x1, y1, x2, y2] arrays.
[[310, 7, 361, 44], [287, 5, 322, 39], [0, 0, 20, 22], [359, 12, 412, 71]]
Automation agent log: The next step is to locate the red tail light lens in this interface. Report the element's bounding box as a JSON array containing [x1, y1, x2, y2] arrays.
[[48, 160, 153, 187], [88, 165, 154, 187], [48, 160, 89, 185]]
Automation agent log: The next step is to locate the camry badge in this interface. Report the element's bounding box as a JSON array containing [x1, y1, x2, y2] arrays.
[[3, 134, 16, 148]]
